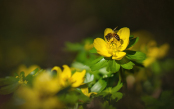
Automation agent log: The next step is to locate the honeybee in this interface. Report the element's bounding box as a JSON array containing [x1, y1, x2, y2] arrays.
[[105, 27, 120, 41]]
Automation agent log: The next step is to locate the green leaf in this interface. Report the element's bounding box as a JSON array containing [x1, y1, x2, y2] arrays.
[[141, 96, 157, 106], [121, 61, 135, 69], [99, 67, 112, 77], [84, 72, 94, 83], [129, 35, 134, 39], [107, 60, 120, 73], [25, 68, 39, 85], [91, 56, 104, 65], [0, 77, 18, 86], [91, 79, 107, 93], [65, 42, 83, 51], [151, 61, 161, 74], [20, 71, 25, 78], [63, 93, 79, 104], [161, 59, 174, 71], [112, 80, 123, 92], [71, 61, 90, 71], [117, 57, 135, 70], [0, 82, 19, 95], [125, 50, 146, 63], [78, 105, 84, 109], [97, 80, 123, 102], [76, 51, 87, 62], [89, 47, 97, 53], [58, 89, 89, 105], [90, 56, 108, 71], [102, 101, 115, 109], [0, 76, 19, 95], [160, 90, 173, 101], [111, 92, 123, 102], [127, 37, 139, 49]]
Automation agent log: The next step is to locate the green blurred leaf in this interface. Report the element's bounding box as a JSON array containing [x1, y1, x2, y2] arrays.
[[20, 71, 25, 78], [129, 35, 134, 39], [25, 68, 39, 85], [142, 90, 174, 109], [78, 105, 84, 109], [0, 77, 18, 86], [89, 47, 97, 53], [127, 37, 139, 49], [160, 90, 173, 101], [161, 59, 174, 71], [91, 79, 107, 93], [28, 68, 39, 76], [107, 60, 120, 73], [102, 101, 115, 109], [71, 61, 90, 71], [141, 96, 157, 106], [125, 50, 146, 63], [111, 92, 123, 102], [99, 67, 112, 78], [58, 89, 89, 105], [90, 56, 108, 71], [65, 42, 83, 51], [151, 61, 161, 74], [97, 80, 123, 102], [84, 72, 94, 83], [112, 80, 123, 92], [64, 93, 78, 104], [0, 82, 19, 95], [76, 51, 87, 62]]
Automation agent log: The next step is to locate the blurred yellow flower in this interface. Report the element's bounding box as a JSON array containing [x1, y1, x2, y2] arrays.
[[17, 64, 40, 76], [84, 41, 93, 50], [142, 40, 169, 67], [16, 65, 40, 84], [81, 87, 97, 97], [15, 71, 62, 109], [52, 65, 86, 88], [33, 71, 61, 94], [93, 27, 130, 60]]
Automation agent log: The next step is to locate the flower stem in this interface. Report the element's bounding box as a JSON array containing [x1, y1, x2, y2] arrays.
[[119, 67, 127, 90]]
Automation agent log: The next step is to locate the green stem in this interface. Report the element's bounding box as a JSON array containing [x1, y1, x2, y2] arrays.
[[119, 67, 127, 90]]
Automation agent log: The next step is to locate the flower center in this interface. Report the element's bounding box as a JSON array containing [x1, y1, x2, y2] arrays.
[[107, 38, 122, 56]]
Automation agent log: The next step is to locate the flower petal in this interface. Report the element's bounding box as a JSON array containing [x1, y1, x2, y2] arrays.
[[117, 27, 130, 51], [143, 57, 156, 67], [52, 66, 62, 74], [81, 87, 97, 97], [62, 65, 72, 79], [112, 52, 126, 60], [94, 38, 112, 57], [81, 87, 89, 97], [71, 70, 86, 87], [158, 43, 169, 58]]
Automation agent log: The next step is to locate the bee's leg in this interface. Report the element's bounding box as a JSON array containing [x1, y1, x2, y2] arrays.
[[113, 26, 118, 31]]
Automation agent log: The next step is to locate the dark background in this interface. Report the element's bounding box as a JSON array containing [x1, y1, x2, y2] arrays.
[[0, 0, 174, 76]]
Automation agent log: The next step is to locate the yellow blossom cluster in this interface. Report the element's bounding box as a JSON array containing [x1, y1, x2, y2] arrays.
[[15, 65, 87, 108]]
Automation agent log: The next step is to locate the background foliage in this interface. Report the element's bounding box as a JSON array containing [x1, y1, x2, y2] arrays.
[[0, 0, 174, 109]]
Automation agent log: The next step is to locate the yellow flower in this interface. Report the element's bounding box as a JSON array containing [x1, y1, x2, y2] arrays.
[[81, 87, 97, 97], [15, 71, 62, 109], [17, 64, 40, 77], [142, 40, 169, 67], [94, 27, 130, 60], [52, 65, 86, 88], [16, 65, 40, 84], [33, 71, 61, 94], [84, 40, 94, 50]]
